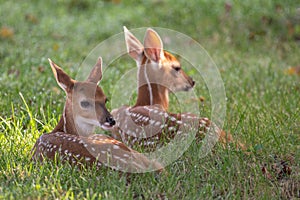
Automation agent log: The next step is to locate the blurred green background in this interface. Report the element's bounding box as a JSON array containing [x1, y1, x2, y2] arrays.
[[0, 0, 299, 199]]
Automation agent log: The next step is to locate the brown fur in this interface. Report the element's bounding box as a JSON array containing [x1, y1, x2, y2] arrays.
[[111, 27, 246, 152], [31, 58, 163, 172]]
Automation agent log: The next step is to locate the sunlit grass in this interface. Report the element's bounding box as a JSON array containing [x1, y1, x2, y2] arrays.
[[0, 0, 299, 199]]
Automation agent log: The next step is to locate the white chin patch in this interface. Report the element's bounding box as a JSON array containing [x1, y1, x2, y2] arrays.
[[184, 85, 193, 91], [76, 116, 114, 131], [75, 116, 98, 127], [171, 85, 192, 93], [100, 122, 114, 131]]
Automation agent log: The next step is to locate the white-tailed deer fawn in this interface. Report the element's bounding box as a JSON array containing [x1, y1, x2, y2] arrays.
[[111, 27, 245, 151], [31, 57, 163, 172]]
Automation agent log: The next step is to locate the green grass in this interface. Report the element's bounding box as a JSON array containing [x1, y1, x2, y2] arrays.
[[1, 0, 299, 199]]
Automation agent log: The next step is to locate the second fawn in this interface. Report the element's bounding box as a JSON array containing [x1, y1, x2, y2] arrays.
[[31, 57, 163, 172], [110, 27, 245, 151]]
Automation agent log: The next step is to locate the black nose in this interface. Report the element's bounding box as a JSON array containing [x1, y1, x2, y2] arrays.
[[190, 79, 195, 87], [106, 116, 115, 126]]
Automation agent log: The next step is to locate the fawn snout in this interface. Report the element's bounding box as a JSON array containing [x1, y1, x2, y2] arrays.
[[106, 116, 116, 126]]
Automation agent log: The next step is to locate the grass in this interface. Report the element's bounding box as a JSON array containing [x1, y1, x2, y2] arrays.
[[0, 0, 299, 199]]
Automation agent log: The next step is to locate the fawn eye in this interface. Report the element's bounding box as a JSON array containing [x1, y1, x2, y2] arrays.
[[173, 66, 181, 72], [80, 101, 90, 108]]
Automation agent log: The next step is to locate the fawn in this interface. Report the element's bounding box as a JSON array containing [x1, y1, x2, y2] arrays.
[[110, 27, 245, 151], [31, 57, 163, 172]]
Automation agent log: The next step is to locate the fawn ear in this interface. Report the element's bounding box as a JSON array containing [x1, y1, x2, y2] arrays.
[[124, 26, 144, 61], [49, 58, 74, 92], [144, 28, 164, 63], [86, 57, 103, 84], [48, 58, 75, 92]]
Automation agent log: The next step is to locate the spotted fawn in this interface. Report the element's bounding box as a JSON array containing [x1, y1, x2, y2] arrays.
[[110, 27, 245, 151], [31, 57, 163, 172]]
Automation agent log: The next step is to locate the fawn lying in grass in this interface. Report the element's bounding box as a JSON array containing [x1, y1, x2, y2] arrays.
[[31, 57, 163, 172], [110, 27, 245, 151]]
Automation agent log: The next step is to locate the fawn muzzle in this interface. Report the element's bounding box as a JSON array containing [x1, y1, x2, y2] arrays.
[[100, 115, 115, 131], [98, 105, 116, 130], [106, 116, 116, 126], [183, 76, 195, 91], [190, 78, 195, 87]]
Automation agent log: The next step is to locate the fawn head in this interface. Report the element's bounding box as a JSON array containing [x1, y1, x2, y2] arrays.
[[123, 26, 195, 93], [49, 57, 115, 136]]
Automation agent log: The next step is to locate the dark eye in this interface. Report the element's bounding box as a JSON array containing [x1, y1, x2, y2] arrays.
[[173, 66, 181, 72], [80, 101, 90, 108], [105, 98, 109, 104]]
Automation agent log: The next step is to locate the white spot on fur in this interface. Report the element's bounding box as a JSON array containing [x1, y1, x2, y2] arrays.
[[200, 120, 207, 125], [119, 158, 127, 163], [170, 117, 176, 121], [154, 121, 161, 126], [168, 126, 176, 131]]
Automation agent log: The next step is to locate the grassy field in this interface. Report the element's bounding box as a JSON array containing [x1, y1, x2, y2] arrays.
[[0, 0, 299, 199]]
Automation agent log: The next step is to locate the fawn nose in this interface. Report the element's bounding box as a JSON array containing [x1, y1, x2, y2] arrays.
[[106, 116, 116, 126], [191, 80, 195, 87], [189, 77, 195, 87]]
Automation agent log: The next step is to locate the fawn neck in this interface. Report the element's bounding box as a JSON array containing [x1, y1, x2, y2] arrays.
[[135, 84, 169, 111], [134, 57, 169, 111]]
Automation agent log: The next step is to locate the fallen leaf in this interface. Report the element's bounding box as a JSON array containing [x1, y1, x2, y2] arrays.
[[0, 26, 14, 39], [185, 96, 206, 103], [25, 13, 39, 24], [38, 66, 45, 73], [285, 66, 300, 75], [53, 43, 59, 51]]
